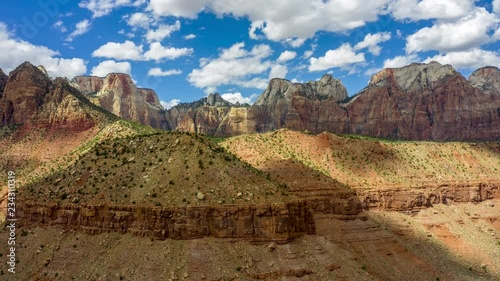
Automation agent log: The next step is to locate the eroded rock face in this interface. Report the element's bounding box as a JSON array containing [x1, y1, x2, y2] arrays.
[[0, 68, 7, 96], [72, 74, 167, 129], [358, 181, 500, 212], [0, 62, 116, 132], [165, 93, 233, 134], [18, 201, 316, 242], [469, 66, 500, 96], [0, 61, 52, 125], [346, 62, 500, 140]]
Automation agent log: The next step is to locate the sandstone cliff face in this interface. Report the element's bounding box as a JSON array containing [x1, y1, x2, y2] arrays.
[[0, 62, 52, 125], [0, 62, 116, 131], [346, 62, 500, 140], [18, 201, 315, 242], [469, 66, 500, 96], [72, 74, 167, 129], [165, 93, 233, 135], [0, 68, 7, 97], [358, 181, 500, 212], [252, 74, 349, 133]]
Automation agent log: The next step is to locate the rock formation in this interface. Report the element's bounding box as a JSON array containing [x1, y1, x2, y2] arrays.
[[165, 93, 234, 135], [72, 74, 167, 129], [346, 62, 500, 140], [468, 66, 500, 96], [0, 62, 52, 125], [167, 62, 500, 141], [0, 62, 116, 131], [18, 200, 316, 242], [0, 68, 7, 97]]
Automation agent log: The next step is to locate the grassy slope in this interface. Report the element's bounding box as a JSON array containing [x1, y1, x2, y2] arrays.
[[221, 129, 500, 189]]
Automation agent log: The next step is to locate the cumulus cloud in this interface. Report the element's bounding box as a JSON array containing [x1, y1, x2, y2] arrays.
[[92, 40, 144, 60], [184, 34, 196, 40], [277, 51, 297, 63], [354, 32, 391, 55], [220, 92, 256, 104], [146, 21, 181, 42], [494, 0, 500, 14], [147, 68, 182, 76], [424, 49, 500, 69], [147, 0, 389, 42], [66, 19, 91, 42], [80, 0, 146, 18], [406, 8, 498, 53], [309, 44, 365, 71], [125, 12, 154, 29], [188, 42, 273, 91], [160, 99, 181, 109], [269, 65, 288, 79], [382, 54, 420, 68], [0, 22, 86, 78], [91, 60, 131, 76], [148, 0, 207, 18], [389, 0, 476, 20], [143, 42, 193, 61]]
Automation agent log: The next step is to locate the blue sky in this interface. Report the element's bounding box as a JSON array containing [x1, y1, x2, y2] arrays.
[[0, 0, 499, 108]]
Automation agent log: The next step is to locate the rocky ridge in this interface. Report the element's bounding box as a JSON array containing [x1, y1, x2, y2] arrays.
[[166, 62, 500, 141], [72, 73, 167, 129]]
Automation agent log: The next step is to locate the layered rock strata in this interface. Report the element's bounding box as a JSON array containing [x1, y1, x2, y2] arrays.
[[18, 201, 316, 242]]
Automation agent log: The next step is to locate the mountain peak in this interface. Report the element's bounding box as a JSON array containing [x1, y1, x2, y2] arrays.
[[369, 61, 457, 90], [468, 66, 500, 95]]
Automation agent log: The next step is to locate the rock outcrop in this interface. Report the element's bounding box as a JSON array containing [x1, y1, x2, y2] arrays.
[[18, 200, 316, 242], [468, 66, 500, 96], [358, 181, 500, 212], [0, 61, 116, 130], [166, 62, 499, 140], [346, 62, 500, 140], [165, 93, 233, 135], [72, 74, 167, 129], [0, 68, 7, 96], [0, 62, 53, 125]]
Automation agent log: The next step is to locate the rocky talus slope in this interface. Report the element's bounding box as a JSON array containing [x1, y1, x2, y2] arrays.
[[72, 73, 168, 129]]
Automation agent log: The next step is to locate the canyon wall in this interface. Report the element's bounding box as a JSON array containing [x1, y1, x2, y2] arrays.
[[18, 200, 316, 242]]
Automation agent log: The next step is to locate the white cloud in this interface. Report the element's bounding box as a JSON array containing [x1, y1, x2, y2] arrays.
[[125, 12, 154, 29], [147, 0, 389, 43], [148, 0, 207, 18], [389, 0, 476, 21], [211, 0, 390, 42], [53, 20, 67, 32], [146, 21, 181, 42], [143, 42, 193, 61], [284, 38, 306, 48], [184, 34, 196, 40], [147, 68, 182, 76], [309, 44, 365, 71], [66, 19, 91, 42], [92, 40, 144, 60], [269, 64, 288, 79], [0, 22, 86, 78], [277, 51, 297, 63], [424, 49, 500, 69], [220, 92, 256, 104], [160, 99, 181, 109], [91, 60, 131, 76], [354, 32, 391, 56], [382, 54, 419, 68], [188, 42, 273, 91], [406, 8, 498, 53], [494, 0, 500, 14], [80, 0, 146, 18]]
